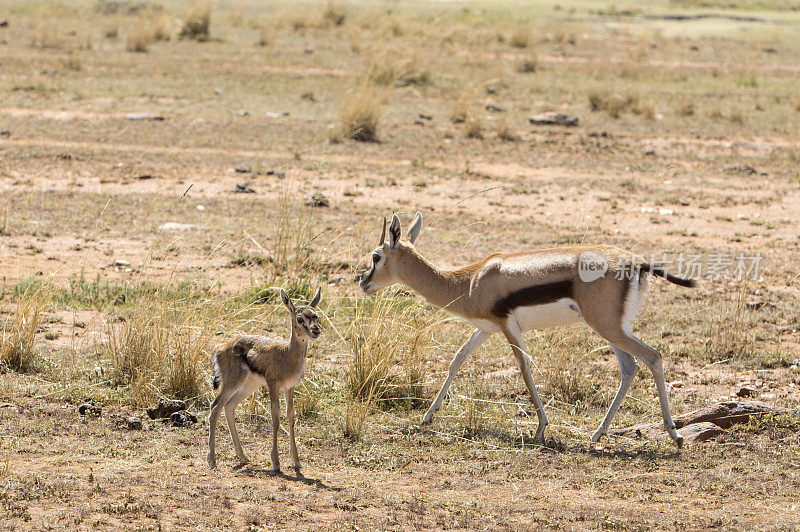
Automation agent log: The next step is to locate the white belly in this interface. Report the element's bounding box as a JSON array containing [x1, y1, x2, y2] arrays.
[[508, 299, 583, 331]]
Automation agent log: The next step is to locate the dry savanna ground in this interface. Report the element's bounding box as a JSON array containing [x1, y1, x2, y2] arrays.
[[1, 0, 800, 529]]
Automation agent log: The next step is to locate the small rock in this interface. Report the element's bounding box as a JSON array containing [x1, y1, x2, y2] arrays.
[[158, 222, 203, 231], [418, 113, 433, 120], [234, 167, 252, 174], [0, 130, 11, 137], [169, 410, 198, 427], [126, 417, 142, 430], [304, 47, 314, 54], [78, 403, 101, 416], [736, 386, 756, 398], [678, 422, 725, 444], [670, 380, 684, 388], [305, 192, 329, 207], [232, 183, 256, 194], [723, 165, 765, 176], [146, 399, 187, 420], [137, 174, 155, 180], [265, 111, 289, 118], [301, 92, 316, 102], [125, 112, 165, 121], [529, 112, 579, 127], [643, 147, 655, 156], [762, 46, 777, 53], [235, 110, 250, 117], [0, 20, 7, 28], [485, 86, 497, 94], [658, 208, 674, 215], [485, 103, 506, 113], [114, 259, 131, 267], [196, 205, 205, 211], [214, 88, 223, 95], [414, 120, 425, 126]]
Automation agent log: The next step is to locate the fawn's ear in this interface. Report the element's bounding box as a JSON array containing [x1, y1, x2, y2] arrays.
[[309, 287, 321, 308], [388, 214, 401, 249], [280, 289, 295, 314], [407, 211, 423, 245]]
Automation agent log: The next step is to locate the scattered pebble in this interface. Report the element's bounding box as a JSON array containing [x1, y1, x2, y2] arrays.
[[643, 147, 655, 156], [418, 113, 433, 120], [169, 410, 198, 427], [232, 183, 256, 194], [305, 192, 329, 207], [235, 110, 250, 117], [146, 399, 187, 420], [528, 112, 579, 127], [214, 88, 223, 95], [485, 103, 506, 113], [234, 167, 252, 174], [125, 112, 165, 121], [265, 111, 289, 118], [114, 259, 131, 267], [78, 403, 101, 416], [126, 417, 142, 430], [301, 92, 316, 102], [0, 20, 8, 28], [671, 380, 684, 388], [196, 205, 205, 211], [158, 222, 203, 232], [0, 130, 11, 137], [137, 174, 155, 180], [414, 119, 425, 126], [304, 47, 314, 54]]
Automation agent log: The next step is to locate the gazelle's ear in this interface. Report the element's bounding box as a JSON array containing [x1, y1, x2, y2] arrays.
[[388, 214, 401, 249], [280, 289, 295, 314], [407, 211, 423, 245], [309, 287, 321, 308]]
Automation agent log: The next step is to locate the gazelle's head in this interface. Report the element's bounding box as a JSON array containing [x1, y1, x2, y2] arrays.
[[280, 287, 322, 340], [357, 212, 423, 295]]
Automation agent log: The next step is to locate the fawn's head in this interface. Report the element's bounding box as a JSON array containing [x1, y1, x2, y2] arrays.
[[357, 211, 423, 295], [280, 288, 322, 340]]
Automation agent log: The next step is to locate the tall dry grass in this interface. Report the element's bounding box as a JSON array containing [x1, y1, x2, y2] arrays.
[[180, 1, 211, 41], [1, 279, 55, 372], [105, 289, 220, 406], [331, 80, 388, 143]]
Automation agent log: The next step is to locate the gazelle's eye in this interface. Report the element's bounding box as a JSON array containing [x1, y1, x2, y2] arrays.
[[372, 252, 381, 263], [296, 317, 303, 324]]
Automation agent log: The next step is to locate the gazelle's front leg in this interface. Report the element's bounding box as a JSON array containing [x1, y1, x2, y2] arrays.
[[422, 329, 490, 426], [286, 388, 300, 472], [268, 384, 281, 472], [502, 325, 548, 444]]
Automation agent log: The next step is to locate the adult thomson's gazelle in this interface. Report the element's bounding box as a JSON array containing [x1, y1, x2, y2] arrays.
[[357, 212, 696, 447]]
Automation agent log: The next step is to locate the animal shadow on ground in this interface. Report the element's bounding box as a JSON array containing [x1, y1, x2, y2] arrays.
[[234, 464, 343, 491], [403, 423, 679, 461]]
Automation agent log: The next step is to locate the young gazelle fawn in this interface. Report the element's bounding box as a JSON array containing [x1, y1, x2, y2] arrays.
[[358, 213, 697, 447], [208, 288, 322, 471]]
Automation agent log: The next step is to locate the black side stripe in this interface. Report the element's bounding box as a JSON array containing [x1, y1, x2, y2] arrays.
[[490, 280, 574, 318]]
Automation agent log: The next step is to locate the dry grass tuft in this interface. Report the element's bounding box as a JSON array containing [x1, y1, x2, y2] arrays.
[[331, 81, 388, 143], [795, 94, 800, 112], [30, 20, 64, 49], [256, 25, 273, 47], [126, 20, 150, 52], [588, 91, 652, 119], [105, 290, 219, 406], [322, 1, 347, 27], [1, 279, 55, 372], [509, 27, 531, 48], [180, 1, 211, 41], [346, 295, 436, 411], [677, 101, 696, 116], [464, 113, 483, 139], [495, 118, 518, 141], [517, 55, 538, 73], [449, 91, 471, 124]]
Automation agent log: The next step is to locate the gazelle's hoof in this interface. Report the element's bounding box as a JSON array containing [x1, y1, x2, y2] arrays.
[[674, 434, 684, 449], [590, 430, 604, 443], [420, 414, 433, 426]]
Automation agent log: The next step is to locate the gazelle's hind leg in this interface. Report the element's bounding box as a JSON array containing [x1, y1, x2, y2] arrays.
[[208, 385, 238, 469], [601, 329, 682, 448], [502, 325, 548, 444], [286, 388, 300, 472], [591, 346, 639, 442], [223, 376, 264, 465], [268, 383, 281, 472]]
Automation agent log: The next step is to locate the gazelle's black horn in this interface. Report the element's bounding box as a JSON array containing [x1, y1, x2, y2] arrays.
[[378, 217, 387, 245]]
